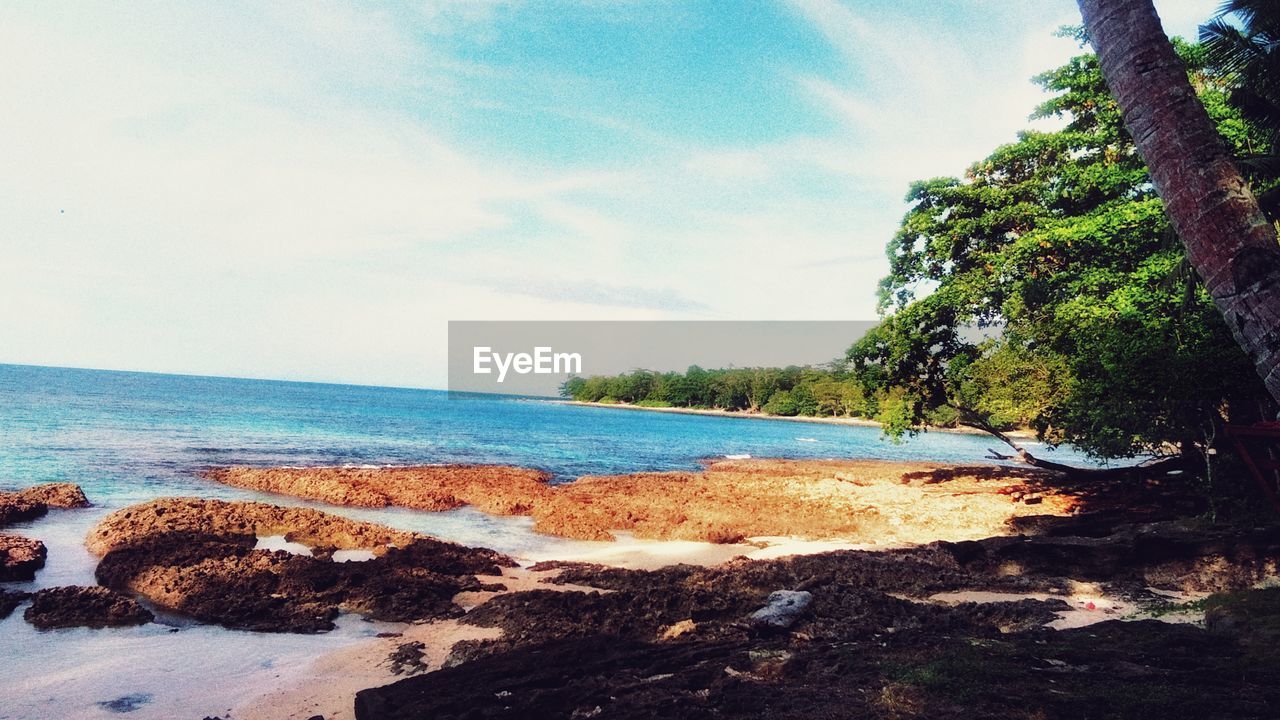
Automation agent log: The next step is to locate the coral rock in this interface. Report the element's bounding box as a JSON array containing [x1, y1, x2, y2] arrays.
[[24, 586, 153, 629]]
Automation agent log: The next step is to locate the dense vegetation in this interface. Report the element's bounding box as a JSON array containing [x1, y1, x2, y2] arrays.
[[565, 18, 1280, 488], [561, 365, 897, 420], [849, 33, 1275, 466]]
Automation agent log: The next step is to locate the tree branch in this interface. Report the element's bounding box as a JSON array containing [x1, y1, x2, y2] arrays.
[[951, 405, 1186, 479]]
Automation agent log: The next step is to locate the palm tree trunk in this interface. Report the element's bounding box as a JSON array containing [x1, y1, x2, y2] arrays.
[[1078, 0, 1280, 404]]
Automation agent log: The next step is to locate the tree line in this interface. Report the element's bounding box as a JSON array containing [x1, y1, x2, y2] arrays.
[[560, 364, 966, 427]]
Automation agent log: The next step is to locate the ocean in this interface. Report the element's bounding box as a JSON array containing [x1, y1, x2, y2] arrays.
[[0, 363, 1100, 719]]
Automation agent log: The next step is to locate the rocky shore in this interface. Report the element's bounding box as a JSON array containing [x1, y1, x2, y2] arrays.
[[88, 498, 516, 632], [206, 459, 1076, 544], [4, 464, 1280, 718], [352, 522, 1280, 720], [1, 482, 90, 581]]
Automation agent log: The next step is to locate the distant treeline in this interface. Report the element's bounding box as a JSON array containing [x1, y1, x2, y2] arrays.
[[560, 365, 961, 426]]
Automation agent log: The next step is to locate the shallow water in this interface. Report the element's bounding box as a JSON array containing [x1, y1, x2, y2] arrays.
[[0, 363, 1110, 718]]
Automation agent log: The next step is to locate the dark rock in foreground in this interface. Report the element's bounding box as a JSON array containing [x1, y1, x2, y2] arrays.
[[356, 618, 1280, 720], [358, 525, 1280, 720], [0, 589, 31, 619], [0, 534, 47, 582], [97, 533, 508, 632], [24, 586, 154, 629]]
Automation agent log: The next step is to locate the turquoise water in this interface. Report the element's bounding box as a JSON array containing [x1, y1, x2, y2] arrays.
[[0, 362, 1097, 502], [0, 362, 1102, 719]]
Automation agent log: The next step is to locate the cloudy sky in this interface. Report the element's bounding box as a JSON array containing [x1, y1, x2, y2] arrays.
[[1, 0, 1217, 387]]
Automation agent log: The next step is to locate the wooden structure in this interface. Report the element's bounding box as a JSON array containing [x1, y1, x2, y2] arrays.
[[1225, 422, 1280, 513]]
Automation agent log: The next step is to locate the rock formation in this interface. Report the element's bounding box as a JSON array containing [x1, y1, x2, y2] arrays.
[[89, 498, 515, 632], [206, 460, 1076, 544], [0, 534, 47, 582], [0, 482, 91, 527], [24, 586, 153, 629], [0, 589, 30, 619]]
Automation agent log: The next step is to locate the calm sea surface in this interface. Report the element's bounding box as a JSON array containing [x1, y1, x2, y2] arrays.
[[0, 362, 1099, 497], [0, 363, 1101, 719]]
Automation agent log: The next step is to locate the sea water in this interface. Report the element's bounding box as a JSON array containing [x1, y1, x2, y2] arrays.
[[0, 363, 1104, 719]]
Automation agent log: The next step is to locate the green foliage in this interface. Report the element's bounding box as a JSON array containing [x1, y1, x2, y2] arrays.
[[850, 41, 1274, 460], [1200, 1, 1280, 217], [1201, 1, 1280, 153], [633, 399, 672, 408], [761, 390, 801, 416], [561, 365, 870, 421]]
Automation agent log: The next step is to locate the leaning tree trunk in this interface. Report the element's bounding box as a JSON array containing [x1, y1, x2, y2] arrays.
[[1078, 0, 1280, 405]]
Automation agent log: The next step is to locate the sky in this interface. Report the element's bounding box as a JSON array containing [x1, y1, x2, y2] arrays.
[[0, 0, 1219, 388]]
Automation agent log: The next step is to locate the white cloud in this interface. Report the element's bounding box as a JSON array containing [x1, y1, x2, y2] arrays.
[[0, 0, 1225, 386]]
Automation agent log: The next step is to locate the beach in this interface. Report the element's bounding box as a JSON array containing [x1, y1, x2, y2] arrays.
[[7, 453, 1279, 718], [558, 400, 1042, 439], [3, 366, 1279, 719]]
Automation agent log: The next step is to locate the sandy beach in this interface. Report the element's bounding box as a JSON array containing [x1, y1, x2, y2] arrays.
[[556, 400, 1041, 439]]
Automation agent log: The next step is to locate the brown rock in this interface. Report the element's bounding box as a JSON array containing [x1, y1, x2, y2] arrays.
[[204, 465, 553, 515], [18, 482, 90, 509], [87, 497, 422, 556], [204, 460, 1074, 545], [24, 586, 153, 629], [0, 495, 45, 528], [0, 482, 90, 528], [89, 499, 516, 633], [0, 533, 47, 581]]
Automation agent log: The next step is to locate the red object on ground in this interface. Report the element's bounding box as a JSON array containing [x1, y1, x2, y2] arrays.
[[1224, 423, 1280, 514]]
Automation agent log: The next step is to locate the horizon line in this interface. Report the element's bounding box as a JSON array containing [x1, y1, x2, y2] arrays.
[[0, 360, 467, 396]]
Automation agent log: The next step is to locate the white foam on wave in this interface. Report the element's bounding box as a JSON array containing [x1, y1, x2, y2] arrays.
[[723, 453, 751, 460]]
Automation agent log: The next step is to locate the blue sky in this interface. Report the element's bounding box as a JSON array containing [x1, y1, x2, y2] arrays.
[[0, 0, 1218, 387]]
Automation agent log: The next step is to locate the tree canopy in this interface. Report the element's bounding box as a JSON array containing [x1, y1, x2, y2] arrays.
[[561, 365, 876, 420], [848, 34, 1275, 463], [1200, 0, 1280, 217]]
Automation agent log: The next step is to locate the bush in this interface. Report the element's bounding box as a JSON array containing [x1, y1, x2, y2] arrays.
[[763, 390, 801, 416]]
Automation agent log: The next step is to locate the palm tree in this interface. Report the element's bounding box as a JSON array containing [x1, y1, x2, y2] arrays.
[[1201, 0, 1280, 148], [1077, 0, 1280, 405], [1201, 0, 1280, 218]]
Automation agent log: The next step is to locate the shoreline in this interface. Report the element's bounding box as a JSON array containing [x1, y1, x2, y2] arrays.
[[8, 465, 1276, 719], [554, 400, 1039, 439]]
